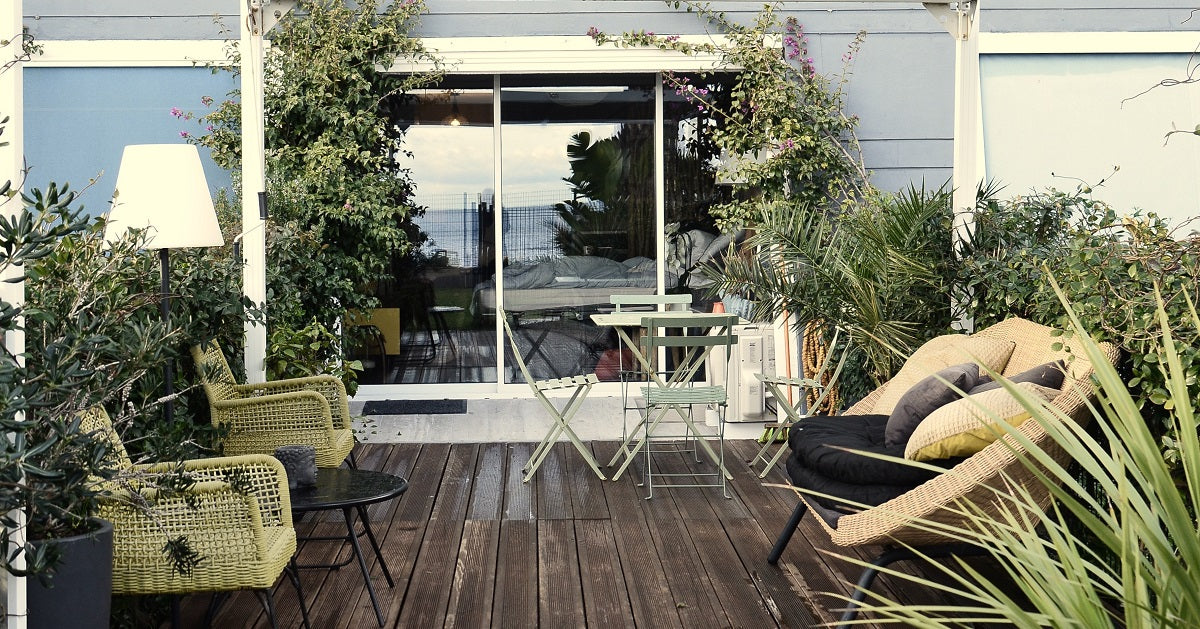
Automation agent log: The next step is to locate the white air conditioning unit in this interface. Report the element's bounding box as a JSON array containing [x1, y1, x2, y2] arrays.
[[707, 323, 776, 422]]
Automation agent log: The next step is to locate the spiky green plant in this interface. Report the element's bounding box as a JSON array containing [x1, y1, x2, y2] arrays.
[[831, 278, 1200, 627], [708, 184, 954, 396]]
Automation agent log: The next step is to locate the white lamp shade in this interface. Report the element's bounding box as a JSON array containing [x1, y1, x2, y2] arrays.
[[107, 144, 225, 249]]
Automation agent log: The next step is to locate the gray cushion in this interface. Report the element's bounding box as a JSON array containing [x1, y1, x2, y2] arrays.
[[884, 362, 978, 447], [970, 360, 1067, 394]]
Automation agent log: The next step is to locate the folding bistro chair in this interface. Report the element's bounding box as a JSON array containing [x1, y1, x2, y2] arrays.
[[605, 293, 692, 468], [750, 325, 849, 478], [623, 313, 738, 499], [500, 309, 606, 482]]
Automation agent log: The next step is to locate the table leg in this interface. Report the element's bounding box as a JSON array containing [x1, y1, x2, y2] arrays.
[[343, 506, 386, 627], [356, 504, 395, 587]]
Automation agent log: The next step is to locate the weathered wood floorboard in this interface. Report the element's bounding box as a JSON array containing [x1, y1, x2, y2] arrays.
[[175, 439, 997, 628]]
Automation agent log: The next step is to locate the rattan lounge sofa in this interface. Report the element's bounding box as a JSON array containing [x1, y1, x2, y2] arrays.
[[767, 317, 1120, 624]]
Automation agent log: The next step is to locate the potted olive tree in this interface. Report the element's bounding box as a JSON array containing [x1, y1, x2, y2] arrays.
[[0, 175, 190, 628]]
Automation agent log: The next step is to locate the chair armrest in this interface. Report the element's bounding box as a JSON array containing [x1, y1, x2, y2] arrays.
[[210, 390, 336, 436], [132, 454, 292, 528], [232, 374, 352, 430], [98, 480, 276, 575]]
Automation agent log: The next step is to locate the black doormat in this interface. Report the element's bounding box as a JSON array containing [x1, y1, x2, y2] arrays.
[[362, 399, 468, 416]]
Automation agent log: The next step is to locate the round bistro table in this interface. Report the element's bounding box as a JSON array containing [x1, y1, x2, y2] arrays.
[[289, 468, 409, 627]]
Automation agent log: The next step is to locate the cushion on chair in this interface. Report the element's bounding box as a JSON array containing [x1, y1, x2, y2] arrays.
[[905, 382, 1060, 461], [871, 335, 1016, 415], [884, 362, 979, 447], [785, 460, 919, 517], [970, 360, 1067, 394], [788, 414, 941, 486]]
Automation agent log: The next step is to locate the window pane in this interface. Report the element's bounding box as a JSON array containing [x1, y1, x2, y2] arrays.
[[369, 87, 496, 384], [497, 80, 655, 383], [664, 74, 726, 302]]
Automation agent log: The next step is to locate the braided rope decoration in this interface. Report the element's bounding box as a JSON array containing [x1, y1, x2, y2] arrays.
[[802, 320, 839, 414]]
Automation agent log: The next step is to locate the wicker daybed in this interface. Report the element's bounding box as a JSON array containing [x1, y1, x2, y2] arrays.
[[767, 317, 1120, 624]]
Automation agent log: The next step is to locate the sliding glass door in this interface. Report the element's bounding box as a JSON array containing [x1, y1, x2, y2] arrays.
[[368, 73, 729, 393]]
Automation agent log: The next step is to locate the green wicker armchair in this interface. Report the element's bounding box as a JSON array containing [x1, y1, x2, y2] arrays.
[[79, 406, 309, 627], [191, 340, 356, 468]]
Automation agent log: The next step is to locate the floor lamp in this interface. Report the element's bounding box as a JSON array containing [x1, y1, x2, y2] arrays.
[[106, 144, 224, 422]]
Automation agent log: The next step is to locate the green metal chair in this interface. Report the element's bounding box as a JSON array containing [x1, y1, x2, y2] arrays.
[[80, 406, 309, 628], [191, 340, 356, 468], [500, 309, 606, 482], [623, 313, 739, 499], [606, 293, 693, 467], [750, 325, 849, 478]]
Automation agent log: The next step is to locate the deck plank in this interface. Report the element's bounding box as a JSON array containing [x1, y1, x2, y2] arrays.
[[534, 442, 573, 520], [445, 519, 501, 628], [576, 519, 637, 626], [492, 519, 539, 628], [538, 519, 586, 627], [192, 439, 982, 628]]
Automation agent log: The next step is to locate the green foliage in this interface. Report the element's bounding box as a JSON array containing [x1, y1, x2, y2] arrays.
[[554, 128, 657, 260], [196, 0, 443, 350], [709, 184, 957, 402], [0, 182, 240, 581], [267, 318, 361, 388], [843, 285, 1200, 628], [590, 2, 868, 231], [959, 184, 1200, 461]]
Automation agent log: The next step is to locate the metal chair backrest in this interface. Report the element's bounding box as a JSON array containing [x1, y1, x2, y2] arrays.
[[610, 293, 691, 312], [640, 314, 739, 387]]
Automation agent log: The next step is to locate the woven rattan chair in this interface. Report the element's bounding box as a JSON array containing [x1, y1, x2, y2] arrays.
[[80, 406, 309, 628], [766, 317, 1120, 625], [191, 340, 356, 468]]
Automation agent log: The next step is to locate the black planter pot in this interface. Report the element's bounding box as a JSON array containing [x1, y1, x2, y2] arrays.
[[28, 517, 113, 629]]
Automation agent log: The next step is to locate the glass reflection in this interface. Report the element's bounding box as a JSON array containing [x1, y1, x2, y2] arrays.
[[364, 86, 496, 384], [496, 81, 655, 383]]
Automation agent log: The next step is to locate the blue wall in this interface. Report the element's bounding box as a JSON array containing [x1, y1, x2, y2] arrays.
[[23, 66, 236, 213]]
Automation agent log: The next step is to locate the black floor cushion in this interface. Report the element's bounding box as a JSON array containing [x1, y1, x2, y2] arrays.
[[787, 414, 939, 486]]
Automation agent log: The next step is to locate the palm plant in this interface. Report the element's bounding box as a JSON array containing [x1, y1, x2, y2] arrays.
[[707, 184, 954, 390], [834, 280, 1200, 627]]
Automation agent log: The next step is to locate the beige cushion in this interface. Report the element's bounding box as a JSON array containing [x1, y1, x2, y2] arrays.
[[904, 382, 1060, 461], [871, 335, 1017, 415]]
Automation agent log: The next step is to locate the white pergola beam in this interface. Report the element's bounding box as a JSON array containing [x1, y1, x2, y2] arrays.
[[239, 0, 295, 383], [2, 4, 28, 627]]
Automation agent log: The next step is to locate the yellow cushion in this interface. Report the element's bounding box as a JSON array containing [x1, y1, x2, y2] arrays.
[[904, 382, 1059, 461], [872, 335, 1017, 415]]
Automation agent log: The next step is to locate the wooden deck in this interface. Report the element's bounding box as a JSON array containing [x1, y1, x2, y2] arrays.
[[181, 439, 976, 628]]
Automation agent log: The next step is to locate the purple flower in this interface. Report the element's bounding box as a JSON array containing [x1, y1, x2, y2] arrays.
[[201, 95, 214, 106], [206, 125, 215, 132], [170, 107, 183, 118], [179, 131, 189, 138], [587, 26, 599, 37]]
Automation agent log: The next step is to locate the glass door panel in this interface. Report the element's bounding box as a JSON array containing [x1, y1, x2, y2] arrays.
[[373, 84, 496, 384], [664, 73, 731, 309], [498, 78, 655, 383]]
